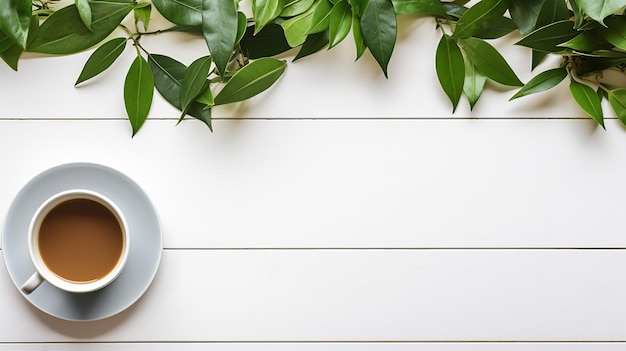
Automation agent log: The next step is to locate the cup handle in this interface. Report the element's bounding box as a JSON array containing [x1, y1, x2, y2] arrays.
[[21, 272, 44, 294]]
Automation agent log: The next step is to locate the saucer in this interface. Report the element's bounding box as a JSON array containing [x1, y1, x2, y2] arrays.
[[2, 163, 162, 321]]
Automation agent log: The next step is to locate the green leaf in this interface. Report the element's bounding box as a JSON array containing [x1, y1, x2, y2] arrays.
[[604, 15, 626, 50], [2, 12, 37, 69], [134, 3, 152, 31], [461, 37, 523, 86], [531, 50, 547, 70], [609, 88, 626, 125], [25, 13, 37, 46], [597, 86, 608, 101], [28, 0, 134, 54], [164, 25, 204, 36], [294, 30, 329, 61], [515, 20, 578, 53], [391, 0, 447, 16], [576, 55, 626, 75], [328, 0, 352, 48], [352, 13, 366, 60], [202, 0, 237, 76], [241, 23, 292, 59], [0, 32, 15, 54], [124, 55, 154, 136], [0, 0, 32, 49], [525, 0, 569, 68], [195, 81, 214, 106], [348, 0, 367, 16], [147, 53, 212, 129], [463, 59, 487, 110], [76, 0, 92, 30], [148, 54, 186, 107], [281, 0, 315, 16], [534, 0, 569, 28], [189, 102, 213, 130], [569, 0, 585, 28], [442, 2, 466, 20], [435, 35, 464, 112], [214, 57, 287, 105], [569, 79, 604, 128], [559, 30, 612, 52], [451, 0, 508, 39], [474, 16, 516, 39], [308, 0, 334, 34], [151, 0, 202, 26], [281, 2, 318, 46], [75, 37, 127, 85], [0, 43, 22, 70], [361, 0, 397, 77], [253, 0, 284, 34], [179, 55, 212, 115], [577, 0, 626, 25], [508, 0, 544, 35], [235, 11, 247, 45], [510, 66, 567, 100]]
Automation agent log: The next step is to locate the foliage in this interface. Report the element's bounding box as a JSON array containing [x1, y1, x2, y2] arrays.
[[1, 0, 626, 135]]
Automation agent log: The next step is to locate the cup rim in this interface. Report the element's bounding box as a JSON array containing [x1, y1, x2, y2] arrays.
[[28, 189, 130, 293]]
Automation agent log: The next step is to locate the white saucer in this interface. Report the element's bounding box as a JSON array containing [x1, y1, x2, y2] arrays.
[[2, 163, 162, 321]]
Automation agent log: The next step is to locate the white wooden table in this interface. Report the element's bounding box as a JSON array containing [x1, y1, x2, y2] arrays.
[[1, 13, 626, 350]]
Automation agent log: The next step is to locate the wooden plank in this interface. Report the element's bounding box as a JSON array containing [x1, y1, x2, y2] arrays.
[[1, 249, 626, 342], [0, 17, 590, 120], [1, 119, 625, 249]]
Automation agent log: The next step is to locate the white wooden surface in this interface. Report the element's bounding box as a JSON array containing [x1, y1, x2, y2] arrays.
[[1, 11, 626, 350]]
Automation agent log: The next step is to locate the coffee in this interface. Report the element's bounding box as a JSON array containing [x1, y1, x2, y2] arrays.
[[37, 198, 124, 284]]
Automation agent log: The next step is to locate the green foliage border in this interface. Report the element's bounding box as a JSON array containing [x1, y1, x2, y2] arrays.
[[1, 0, 626, 135]]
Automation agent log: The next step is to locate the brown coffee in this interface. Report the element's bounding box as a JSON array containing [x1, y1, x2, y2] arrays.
[[37, 198, 124, 284]]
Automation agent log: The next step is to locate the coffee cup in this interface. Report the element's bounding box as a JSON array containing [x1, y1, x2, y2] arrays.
[[20, 189, 130, 294]]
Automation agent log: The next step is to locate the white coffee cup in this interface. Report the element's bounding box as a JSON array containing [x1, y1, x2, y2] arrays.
[[21, 189, 130, 294]]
